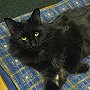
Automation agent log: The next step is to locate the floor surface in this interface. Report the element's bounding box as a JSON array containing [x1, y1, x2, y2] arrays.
[[0, 0, 60, 22]]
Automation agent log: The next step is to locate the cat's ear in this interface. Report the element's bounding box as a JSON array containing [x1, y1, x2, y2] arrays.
[[28, 8, 41, 24], [4, 18, 20, 34]]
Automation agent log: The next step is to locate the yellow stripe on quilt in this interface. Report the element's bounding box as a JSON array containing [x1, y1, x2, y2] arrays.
[[0, 75, 8, 90]]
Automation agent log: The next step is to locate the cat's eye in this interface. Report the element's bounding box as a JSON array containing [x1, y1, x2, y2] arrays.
[[35, 32, 39, 37], [21, 37, 27, 41]]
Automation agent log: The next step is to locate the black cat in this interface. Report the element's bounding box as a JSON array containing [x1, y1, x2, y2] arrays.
[[4, 5, 90, 90]]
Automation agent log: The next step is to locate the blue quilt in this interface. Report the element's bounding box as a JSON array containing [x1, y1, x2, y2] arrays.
[[0, 0, 90, 90]]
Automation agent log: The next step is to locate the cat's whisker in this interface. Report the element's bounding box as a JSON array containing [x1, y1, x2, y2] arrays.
[[11, 49, 21, 56], [45, 36, 54, 42], [38, 36, 54, 46]]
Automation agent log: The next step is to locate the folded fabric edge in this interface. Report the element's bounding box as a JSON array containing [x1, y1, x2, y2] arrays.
[[0, 67, 17, 90]]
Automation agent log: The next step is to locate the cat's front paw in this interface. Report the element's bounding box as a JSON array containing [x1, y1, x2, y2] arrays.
[[75, 63, 89, 74], [45, 81, 59, 90], [69, 63, 89, 74]]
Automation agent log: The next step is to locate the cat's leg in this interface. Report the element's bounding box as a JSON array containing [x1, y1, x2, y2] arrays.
[[45, 66, 68, 90], [66, 58, 89, 74], [64, 46, 89, 74], [70, 63, 89, 74]]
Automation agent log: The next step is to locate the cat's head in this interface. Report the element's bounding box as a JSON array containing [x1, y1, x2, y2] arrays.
[[4, 8, 51, 54], [4, 8, 64, 56]]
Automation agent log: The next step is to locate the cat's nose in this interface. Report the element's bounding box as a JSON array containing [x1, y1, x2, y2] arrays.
[[31, 40, 37, 48]]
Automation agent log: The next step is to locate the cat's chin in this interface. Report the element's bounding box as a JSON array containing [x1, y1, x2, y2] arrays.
[[28, 49, 45, 56], [22, 47, 44, 56]]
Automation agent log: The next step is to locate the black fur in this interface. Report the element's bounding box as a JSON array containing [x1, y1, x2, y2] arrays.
[[4, 6, 90, 90]]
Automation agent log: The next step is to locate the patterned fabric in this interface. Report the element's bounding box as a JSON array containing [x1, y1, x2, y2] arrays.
[[0, 0, 90, 90]]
